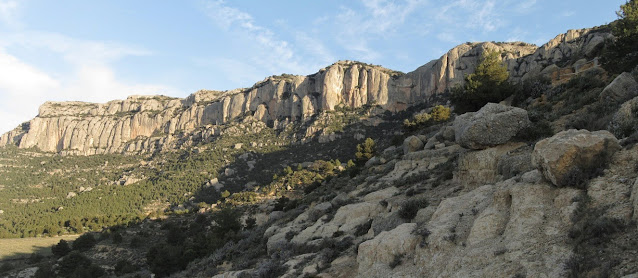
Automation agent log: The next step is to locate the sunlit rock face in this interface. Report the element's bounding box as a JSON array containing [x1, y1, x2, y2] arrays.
[[0, 28, 608, 155]]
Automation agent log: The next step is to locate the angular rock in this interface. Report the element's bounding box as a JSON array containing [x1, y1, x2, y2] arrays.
[[402, 136, 424, 154], [454, 103, 530, 149], [532, 129, 621, 187], [609, 95, 638, 137], [357, 223, 418, 275], [600, 72, 638, 104]]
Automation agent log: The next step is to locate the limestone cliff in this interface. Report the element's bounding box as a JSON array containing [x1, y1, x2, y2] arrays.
[[0, 28, 610, 155]]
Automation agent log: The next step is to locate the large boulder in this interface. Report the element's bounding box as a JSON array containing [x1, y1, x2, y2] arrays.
[[609, 95, 638, 137], [600, 72, 638, 104], [402, 135, 424, 154], [532, 129, 621, 187], [454, 103, 530, 149]]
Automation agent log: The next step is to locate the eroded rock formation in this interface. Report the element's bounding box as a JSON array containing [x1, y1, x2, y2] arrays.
[[0, 28, 610, 155]]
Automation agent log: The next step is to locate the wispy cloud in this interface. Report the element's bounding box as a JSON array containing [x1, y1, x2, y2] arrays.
[[0, 0, 20, 27], [437, 32, 459, 44], [0, 29, 177, 133], [203, 0, 308, 75], [1, 31, 152, 66], [437, 0, 503, 33], [332, 0, 427, 61], [516, 0, 537, 12]]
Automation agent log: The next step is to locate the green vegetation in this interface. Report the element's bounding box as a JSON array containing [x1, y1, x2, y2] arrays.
[[403, 105, 451, 131], [72, 234, 96, 251], [451, 50, 514, 113], [603, 0, 638, 72], [52, 239, 71, 257], [145, 207, 245, 277], [355, 138, 376, 163], [398, 198, 429, 220]]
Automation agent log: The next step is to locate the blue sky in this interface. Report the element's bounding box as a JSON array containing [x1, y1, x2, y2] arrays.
[[0, 0, 626, 133]]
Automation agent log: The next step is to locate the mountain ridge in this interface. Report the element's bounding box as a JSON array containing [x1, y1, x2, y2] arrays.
[[0, 27, 608, 155]]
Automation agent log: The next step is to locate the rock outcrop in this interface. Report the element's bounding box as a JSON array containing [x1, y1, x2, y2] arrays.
[[600, 72, 638, 104], [402, 136, 424, 154], [454, 103, 530, 149], [532, 129, 621, 187], [0, 28, 610, 155], [356, 174, 582, 278], [610, 95, 638, 137]]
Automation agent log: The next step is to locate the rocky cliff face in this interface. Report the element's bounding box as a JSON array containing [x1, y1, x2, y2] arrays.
[[0, 28, 610, 155]]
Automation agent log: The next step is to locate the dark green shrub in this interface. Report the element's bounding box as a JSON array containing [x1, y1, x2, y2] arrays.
[[111, 232, 123, 244], [254, 260, 288, 278], [130, 236, 143, 248], [210, 207, 242, 239], [515, 119, 554, 142], [354, 219, 373, 237], [512, 75, 551, 106], [0, 262, 13, 273], [398, 198, 429, 220], [52, 239, 71, 257], [114, 260, 139, 276], [559, 147, 611, 188], [146, 243, 187, 277], [72, 233, 97, 251], [33, 263, 54, 278], [58, 251, 92, 277], [166, 225, 185, 245], [70, 264, 105, 278]]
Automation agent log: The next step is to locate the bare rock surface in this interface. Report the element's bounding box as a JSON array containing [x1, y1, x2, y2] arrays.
[[402, 136, 424, 154], [600, 72, 638, 104], [454, 103, 530, 149], [356, 176, 582, 278], [454, 142, 526, 188], [532, 129, 621, 187]]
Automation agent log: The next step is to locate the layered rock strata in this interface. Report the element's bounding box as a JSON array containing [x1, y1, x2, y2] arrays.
[[0, 28, 609, 155]]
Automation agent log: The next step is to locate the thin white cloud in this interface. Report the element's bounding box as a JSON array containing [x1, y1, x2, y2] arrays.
[[203, 0, 307, 75], [1, 32, 152, 66], [0, 46, 179, 134], [506, 27, 529, 42], [332, 0, 427, 61], [0, 29, 177, 134], [438, 0, 502, 32], [0, 0, 20, 27], [437, 32, 459, 44], [561, 11, 575, 17], [516, 0, 537, 12], [294, 32, 335, 66]]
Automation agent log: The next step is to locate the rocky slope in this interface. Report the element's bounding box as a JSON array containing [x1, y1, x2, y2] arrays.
[[2, 22, 638, 278], [0, 28, 609, 155]]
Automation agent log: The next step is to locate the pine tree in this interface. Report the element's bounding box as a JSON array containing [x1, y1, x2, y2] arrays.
[[604, 0, 638, 72], [355, 138, 376, 163], [451, 50, 513, 113]]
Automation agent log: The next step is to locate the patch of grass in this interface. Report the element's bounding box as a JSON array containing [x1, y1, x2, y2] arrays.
[[0, 235, 80, 260]]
